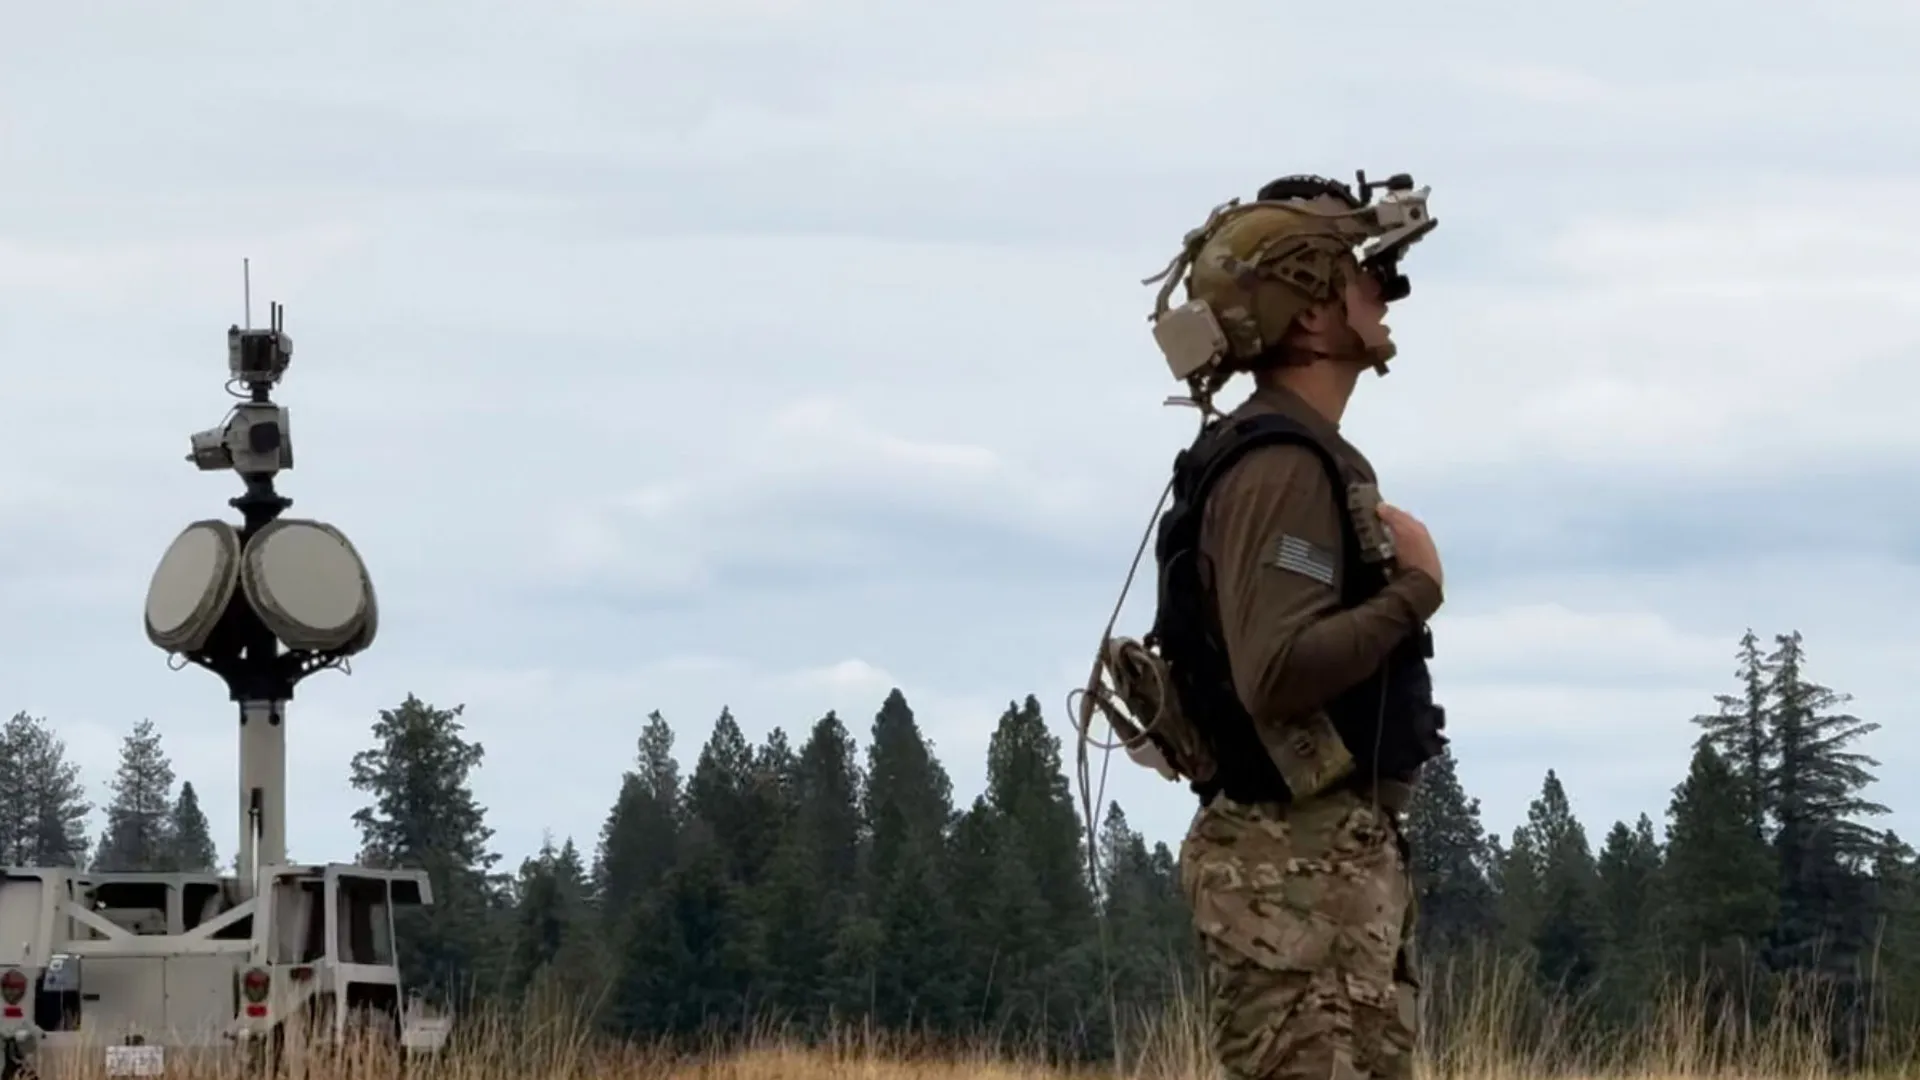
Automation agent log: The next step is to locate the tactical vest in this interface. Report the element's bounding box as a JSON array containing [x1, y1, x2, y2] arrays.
[[1148, 411, 1448, 806]]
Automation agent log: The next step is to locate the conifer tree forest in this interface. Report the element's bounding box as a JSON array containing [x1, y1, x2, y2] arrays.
[[7, 628, 1917, 1068]]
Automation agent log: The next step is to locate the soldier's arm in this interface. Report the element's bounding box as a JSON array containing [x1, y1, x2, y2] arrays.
[[1198, 445, 1443, 726]]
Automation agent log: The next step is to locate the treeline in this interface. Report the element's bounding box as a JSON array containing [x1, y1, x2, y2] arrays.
[[348, 628, 1918, 1068], [1406, 629, 1913, 1066], [6, 626, 1915, 1068], [0, 714, 218, 875], [351, 692, 1192, 1061]]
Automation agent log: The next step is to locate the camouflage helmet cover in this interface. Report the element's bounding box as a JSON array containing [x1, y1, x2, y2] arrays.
[[1144, 173, 1431, 385], [1183, 201, 1367, 368]]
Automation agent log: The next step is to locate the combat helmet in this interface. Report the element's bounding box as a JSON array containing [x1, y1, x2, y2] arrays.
[[1142, 171, 1437, 411]]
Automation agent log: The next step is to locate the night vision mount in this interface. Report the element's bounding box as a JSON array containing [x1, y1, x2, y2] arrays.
[[1144, 168, 1438, 393], [141, 269, 380, 887], [1253, 169, 1437, 302], [1348, 170, 1436, 302]]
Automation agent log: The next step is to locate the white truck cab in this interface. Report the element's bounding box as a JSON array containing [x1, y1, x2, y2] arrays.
[[0, 863, 450, 1077]]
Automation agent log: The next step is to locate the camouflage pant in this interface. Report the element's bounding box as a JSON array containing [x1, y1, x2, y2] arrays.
[[1179, 788, 1419, 1080]]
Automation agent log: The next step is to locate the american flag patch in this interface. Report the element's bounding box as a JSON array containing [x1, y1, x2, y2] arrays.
[[1267, 534, 1337, 586]]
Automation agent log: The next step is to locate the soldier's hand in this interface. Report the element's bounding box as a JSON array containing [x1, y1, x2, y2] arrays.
[[1377, 504, 1442, 590]]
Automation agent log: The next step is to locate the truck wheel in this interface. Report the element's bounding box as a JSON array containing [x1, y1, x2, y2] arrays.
[[247, 1028, 285, 1076], [1, 1041, 35, 1080]]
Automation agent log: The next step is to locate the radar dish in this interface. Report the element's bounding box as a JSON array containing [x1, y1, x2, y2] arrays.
[[145, 520, 242, 653], [239, 519, 374, 653], [353, 575, 381, 653]]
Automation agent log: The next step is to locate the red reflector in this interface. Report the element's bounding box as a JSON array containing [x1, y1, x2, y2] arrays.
[[2, 1006, 19, 1019], [245, 1004, 266, 1018]]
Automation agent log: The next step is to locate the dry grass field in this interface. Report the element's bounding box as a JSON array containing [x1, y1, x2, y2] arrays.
[[14, 961, 1907, 1080]]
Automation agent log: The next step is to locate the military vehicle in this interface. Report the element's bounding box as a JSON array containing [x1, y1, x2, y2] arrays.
[[0, 281, 452, 1077]]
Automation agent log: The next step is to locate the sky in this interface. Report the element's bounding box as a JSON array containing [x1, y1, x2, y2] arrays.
[[1, 0, 1918, 876]]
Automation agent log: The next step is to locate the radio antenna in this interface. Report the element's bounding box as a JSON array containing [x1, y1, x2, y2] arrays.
[[243, 258, 252, 331]]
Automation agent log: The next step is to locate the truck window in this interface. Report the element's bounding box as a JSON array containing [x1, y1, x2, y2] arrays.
[[0, 877, 42, 964], [335, 878, 393, 966], [92, 881, 171, 936], [271, 880, 325, 963]]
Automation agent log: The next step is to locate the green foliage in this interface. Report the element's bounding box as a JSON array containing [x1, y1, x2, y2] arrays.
[[508, 834, 599, 998], [162, 781, 218, 873], [349, 694, 506, 1004], [594, 710, 681, 921], [93, 719, 177, 872], [1522, 770, 1609, 992], [0, 712, 91, 868], [1692, 628, 1775, 835], [1595, 814, 1663, 1013], [21, 625, 1911, 1068], [1658, 738, 1780, 1029], [1405, 747, 1499, 955]]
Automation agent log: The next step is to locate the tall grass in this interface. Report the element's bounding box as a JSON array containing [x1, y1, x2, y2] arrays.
[[18, 957, 1918, 1080]]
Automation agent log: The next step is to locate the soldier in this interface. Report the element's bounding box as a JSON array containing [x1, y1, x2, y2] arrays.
[[1131, 173, 1450, 1080]]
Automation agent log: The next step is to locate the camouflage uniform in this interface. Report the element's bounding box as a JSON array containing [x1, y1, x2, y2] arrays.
[[1135, 176, 1443, 1080], [1182, 790, 1418, 1080]]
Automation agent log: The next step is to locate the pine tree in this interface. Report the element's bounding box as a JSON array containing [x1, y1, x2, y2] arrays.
[[859, 690, 965, 1029], [1493, 826, 1542, 961], [1868, 832, 1920, 1036], [984, 696, 1094, 948], [1142, 841, 1191, 963], [162, 782, 218, 873], [756, 727, 799, 809], [610, 817, 759, 1038], [509, 834, 601, 1004], [93, 719, 176, 872], [1404, 747, 1499, 956], [595, 711, 682, 923], [664, 710, 777, 1018], [1692, 629, 1775, 835], [976, 697, 1100, 1049], [1658, 742, 1776, 985], [1596, 815, 1664, 1020], [596, 711, 687, 1031], [869, 825, 964, 1032], [950, 794, 1054, 1036], [864, 689, 955, 892], [686, 708, 781, 889], [1094, 803, 1182, 1043], [1765, 631, 1885, 975], [749, 712, 865, 1027], [1521, 770, 1609, 992], [0, 713, 91, 867], [791, 713, 862, 890], [1596, 815, 1661, 956], [742, 726, 797, 886], [349, 694, 505, 1003]]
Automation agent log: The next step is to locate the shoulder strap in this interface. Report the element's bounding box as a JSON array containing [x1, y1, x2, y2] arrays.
[[1156, 411, 1367, 616], [1181, 412, 1349, 514]]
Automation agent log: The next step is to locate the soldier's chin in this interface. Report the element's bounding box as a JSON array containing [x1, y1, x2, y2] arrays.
[[1365, 340, 1398, 373]]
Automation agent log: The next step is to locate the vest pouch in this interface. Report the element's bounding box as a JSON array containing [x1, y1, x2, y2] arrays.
[[1257, 712, 1355, 801], [1102, 637, 1220, 786]]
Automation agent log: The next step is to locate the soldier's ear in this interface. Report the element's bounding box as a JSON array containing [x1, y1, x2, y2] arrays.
[[1292, 301, 1341, 336]]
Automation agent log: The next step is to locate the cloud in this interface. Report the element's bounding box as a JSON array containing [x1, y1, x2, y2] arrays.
[[1435, 605, 1729, 688], [0, 0, 1915, 874], [0, 225, 368, 300]]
